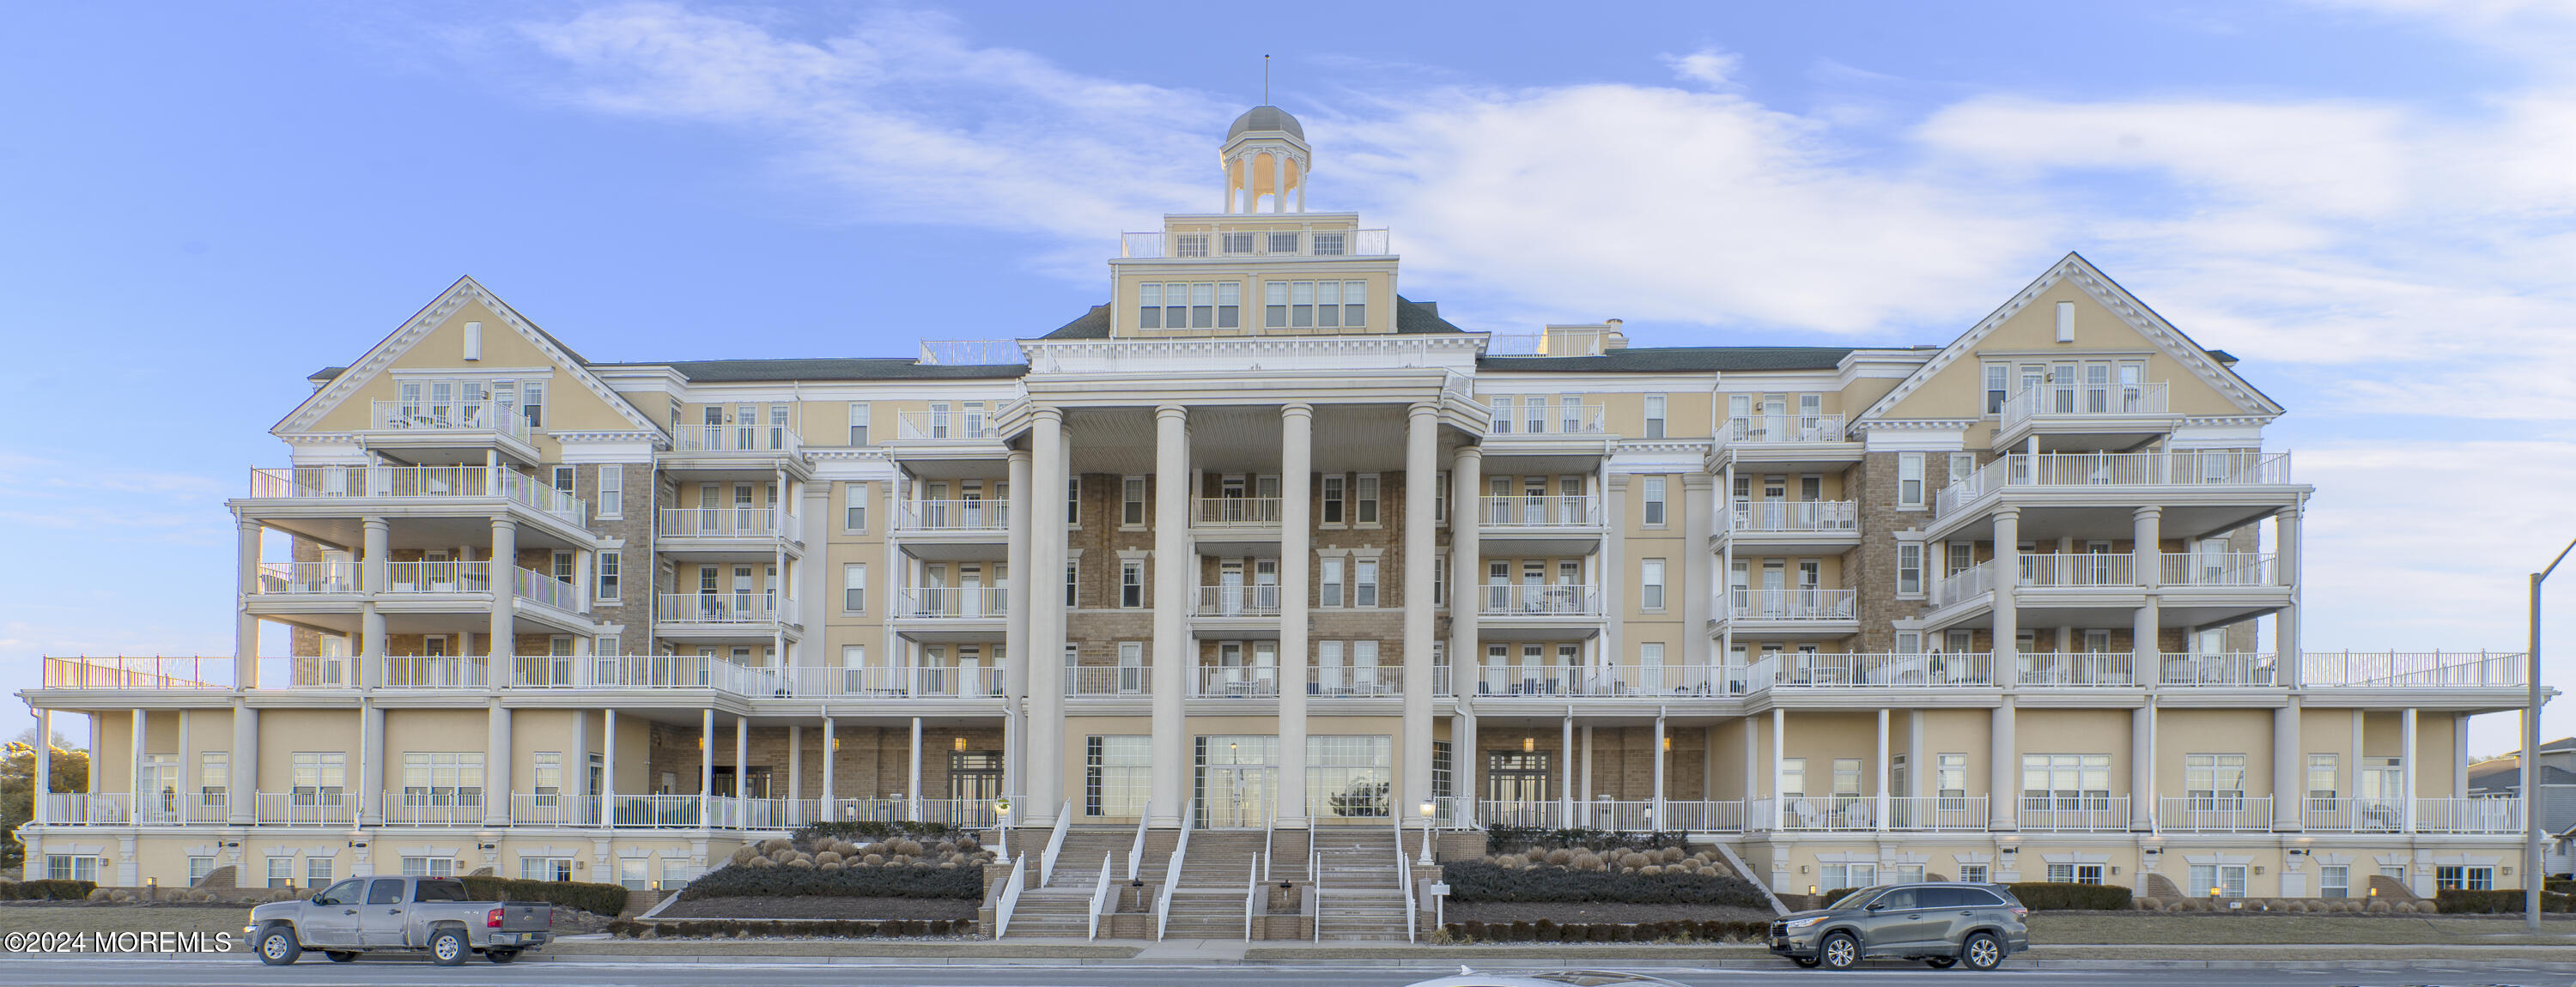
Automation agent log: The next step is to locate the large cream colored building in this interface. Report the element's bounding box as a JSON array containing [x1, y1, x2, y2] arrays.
[[21, 105, 2533, 909]]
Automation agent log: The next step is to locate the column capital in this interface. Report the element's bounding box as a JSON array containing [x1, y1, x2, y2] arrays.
[[1681, 474, 1715, 491], [1992, 506, 2020, 522], [1030, 406, 1065, 424], [1155, 403, 1189, 421], [1451, 444, 1483, 463], [1407, 401, 1439, 419], [2132, 505, 2163, 520], [1279, 402, 1314, 420], [362, 516, 390, 531], [1005, 448, 1031, 464], [491, 516, 519, 531]]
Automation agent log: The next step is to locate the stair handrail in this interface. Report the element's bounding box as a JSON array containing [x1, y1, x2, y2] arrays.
[[1038, 799, 1073, 887], [993, 856, 1027, 938], [1395, 810, 1416, 943], [1261, 806, 1275, 883], [1085, 851, 1115, 942], [1125, 801, 1151, 881], [1243, 851, 1262, 941], [1153, 799, 1193, 941], [1310, 845, 1322, 942]]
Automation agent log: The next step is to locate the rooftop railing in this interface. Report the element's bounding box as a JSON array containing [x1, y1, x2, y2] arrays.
[[1119, 227, 1391, 258], [1998, 381, 2169, 431], [2302, 650, 2523, 687], [368, 399, 533, 441]]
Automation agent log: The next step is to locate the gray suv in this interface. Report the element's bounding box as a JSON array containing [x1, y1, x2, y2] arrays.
[[1768, 882, 2029, 970]]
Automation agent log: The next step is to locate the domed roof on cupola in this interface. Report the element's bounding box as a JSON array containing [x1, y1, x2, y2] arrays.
[[1226, 105, 1303, 141]]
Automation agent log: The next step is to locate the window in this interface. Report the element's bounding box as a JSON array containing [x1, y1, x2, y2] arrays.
[[1221, 232, 1254, 255], [2022, 754, 2112, 814], [2046, 863, 2105, 885], [1309, 736, 1393, 819], [1640, 559, 1665, 611], [1268, 232, 1300, 254], [1321, 475, 1346, 524], [597, 633, 621, 657], [198, 751, 228, 808], [1780, 758, 1806, 798], [2187, 863, 2248, 898], [1354, 560, 1378, 607], [596, 466, 623, 518], [844, 481, 867, 531], [1067, 477, 1081, 525], [1140, 282, 1241, 329], [1490, 397, 1513, 434], [847, 402, 871, 445], [1832, 758, 1863, 797], [520, 382, 544, 428], [1355, 475, 1379, 524], [1950, 863, 1987, 884], [2318, 865, 2349, 899], [1819, 862, 1875, 892], [262, 857, 292, 887], [1897, 452, 1925, 507], [532, 752, 562, 808], [1174, 234, 1208, 257], [1066, 560, 1080, 608], [2055, 300, 2076, 342], [1643, 395, 1666, 439], [521, 857, 574, 882], [2306, 753, 2339, 809], [842, 563, 866, 614], [1321, 558, 1345, 608], [1948, 542, 1974, 578], [290, 751, 346, 805], [2184, 754, 2249, 806], [2436, 866, 2494, 891], [1121, 477, 1146, 526], [1121, 560, 1145, 608], [594, 551, 620, 602], [1985, 365, 2009, 415], [402, 752, 485, 808], [402, 857, 456, 879], [1642, 475, 1667, 526], [1265, 281, 1367, 328], [1084, 736, 1151, 817], [552, 550, 574, 585], [1312, 232, 1346, 255], [1937, 754, 1968, 801], [306, 856, 333, 888], [551, 465, 575, 495], [1898, 542, 1923, 596]]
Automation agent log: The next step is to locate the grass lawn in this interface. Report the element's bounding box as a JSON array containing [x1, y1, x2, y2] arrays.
[[2030, 911, 2576, 945]]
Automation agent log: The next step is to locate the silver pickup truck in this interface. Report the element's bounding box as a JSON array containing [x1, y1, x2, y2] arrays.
[[246, 875, 553, 966]]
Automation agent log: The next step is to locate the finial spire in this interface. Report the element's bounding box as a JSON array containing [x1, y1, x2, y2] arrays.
[[1264, 54, 1270, 105]]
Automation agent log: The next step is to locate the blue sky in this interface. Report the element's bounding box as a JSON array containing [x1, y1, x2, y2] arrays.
[[3, 1, 2571, 753]]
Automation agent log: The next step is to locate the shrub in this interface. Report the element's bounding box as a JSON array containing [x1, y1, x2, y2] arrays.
[[2004, 882, 2134, 911], [458, 876, 631, 917], [1483, 825, 1687, 856], [680, 860, 984, 900], [0, 881, 98, 901], [2433, 889, 2575, 913], [1438, 860, 1763, 907], [793, 820, 969, 844]]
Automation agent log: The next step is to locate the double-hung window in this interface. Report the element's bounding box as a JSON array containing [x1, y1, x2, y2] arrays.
[[1643, 395, 1666, 439], [847, 402, 871, 445], [1265, 281, 1367, 328], [1120, 561, 1145, 608], [2318, 865, 2350, 899], [2184, 754, 2249, 809], [1321, 476, 1346, 524], [1898, 453, 1925, 507], [1354, 475, 1379, 524], [596, 467, 622, 518], [1354, 560, 1378, 608], [2046, 863, 2105, 885], [1321, 558, 1345, 607], [1122, 477, 1147, 526], [845, 481, 867, 532], [1642, 475, 1667, 526], [1639, 559, 1666, 611], [842, 563, 866, 615], [1897, 542, 1923, 596], [594, 551, 620, 602]]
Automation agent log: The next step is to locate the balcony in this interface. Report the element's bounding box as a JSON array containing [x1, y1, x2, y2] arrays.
[[1716, 414, 1856, 469], [1716, 589, 1858, 637], [1308, 664, 1409, 698], [382, 656, 489, 688], [35, 656, 365, 691], [893, 499, 1009, 535], [659, 506, 799, 542], [1728, 500, 1857, 534], [2157, 796, 2273, 833], [2020, 796, 2134, 832], [671, 423, 804, 457], [895, 587, 1008, 620], [1748, 651, 1995, 689], [1477, 584, 1605, 618], [891, 412, 1004, 443], [254, 561, 358, 595], [246, 465, 588, 528], [1477, 494, 1603, 528], [1191, 665, 1279, 698], [2156, 652, 2278, 687], [2300, 796, 2406, 833], [1067, 665, 1150, 698], [1119, 227, 1391, 258], [654, 593, 799, 637], [2017, 652, 2138, 687], [254, 792, 357, 827], [1935, 451, 2296, 520], [1467, 662, 1718, 698], [1996, 382, 2178, 451], [1483, 403, 1607, 438], [2301, 650, 2523, 687], [1473, 800, 1750, 833], [381, 792, 491, 827], [1193, 584, 1281, 617]]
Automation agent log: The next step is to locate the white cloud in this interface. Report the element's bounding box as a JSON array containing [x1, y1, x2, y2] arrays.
[[1665, 47, 1743, 88]]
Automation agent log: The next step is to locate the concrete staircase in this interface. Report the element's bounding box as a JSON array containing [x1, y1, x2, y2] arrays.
[[995, 827, 1175, 939], [1311, 827, 1411, 941], [1161, 830, 1267, 938]]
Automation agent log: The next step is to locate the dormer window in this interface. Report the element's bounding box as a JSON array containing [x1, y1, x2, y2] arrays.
[[1267, 232, 1300, 254], [1222, 233, 1255, 255], [1175, 235, 1209, 258]]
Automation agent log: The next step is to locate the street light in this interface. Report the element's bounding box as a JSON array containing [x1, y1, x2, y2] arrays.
[[1418, 800, 1437, 865], [2525, 536, 2573, 931]]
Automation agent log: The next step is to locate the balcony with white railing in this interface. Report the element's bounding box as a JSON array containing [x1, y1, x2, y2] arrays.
[[2161, 552, 2278, 587], [1720, 588, 1858, 623], [1308, 665, 1405, 698], [1477, 584, 1604, 618], [1998, 381, 2172, 434], [1192, 665, 1280, 698], [1719, 413, 1848, 447], [656, 593, 799, 628], [659, 506, 798, 541], [892, 411, 1004, 442], [2018, 553, 2136, 589], [1067, 665, 1151, 697], [1478, 495, 1603, 529], [2017, 652, 2138, 687], [246, 465, 588, 527], [1772, 795, 1880, 831], [2300, 797, 2407, 833], [2020, 796, 2132, 832], [381, 656, 489, 688], [1935, 451, 2296, 518], [1194, 584, 1282, 617], [671, 423, 804, 457], [2156, 652, 2278, 687], [1748, 651, 1995, 689], [1890, 796, 1991, 832], [253, 561, 359, 595], [1931, 561, 1996, 608], [382, 792, 489, 827], [368, 399, 534, 443], [1483, 403, 1607, 438], [2301, 650, 2524, 687], [254, 792, 356, 827], [1727, 500, 1859, 535], [896, 586, 1008, 620], [1467, 663, 1719, 698], [1120, 227, 1391, 258], [511, 792, 598, 827], [893, 499, 1010, 533], [514, 566, 587, 614], [385, 560, 493, 594], [2412, 796, 2521, 834], [1194, 496, 1282, 528], [2158, 796, 2272, 833], [822, 664, 1007, 699]]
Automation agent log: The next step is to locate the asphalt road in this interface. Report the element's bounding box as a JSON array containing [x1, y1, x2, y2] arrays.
[[3, 958, 2573, 987]]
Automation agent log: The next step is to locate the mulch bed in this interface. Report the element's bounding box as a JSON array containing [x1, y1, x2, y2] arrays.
[[651, 895, 978, 921], [1449, 901, 1777, 924]]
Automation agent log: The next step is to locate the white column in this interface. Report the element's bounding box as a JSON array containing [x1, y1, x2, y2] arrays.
[[2134, 506, 2162, 685], [229, 705, 257, 826], [1771, 709, 1787, 831], [2272, 701, 2300, 831], [1400, 403, 1438, 811], [1992, 509, 2020, 688], [699, 708, 714, 821], [788, 724, 803, 825], [485, 704, 513, 826], [1278, 404, 1313, 827], [1560, 714, 1575, 824], [601, 708, 617, 827], [1449, 445, 1483, 707], [2275, 505, 2303, 686], [130, 708, 145, 819], [1875, 708, 1891, 833], [1272, 153, 1286, 214], [819, 716, 835, 814], [1004, 449, 1033, 813], [908, 717, 924, 820], [1908, 711, 1925, 800], [490, 517, 518, 663], [1990, 699, 2017, 831], [1651, 715, 1668, 825], [1027, 409, 1069, 815], [1455, 711, 1478, 822], [237, 520, 262, 688], [2129, 702, 2154, 830], [1150, 405, 1190, 828], [1578, 724, 1595, 823], [31, 709, 50, 826], [361, 517, 390, 688], [1742, 717, 1758, 810], [2400, 707, 2418, 833], [734, 717, 749, 808], [358, 701, 384, 826]]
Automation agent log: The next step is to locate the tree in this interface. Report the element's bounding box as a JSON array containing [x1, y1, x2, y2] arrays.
[[1, 732, 91, 874]]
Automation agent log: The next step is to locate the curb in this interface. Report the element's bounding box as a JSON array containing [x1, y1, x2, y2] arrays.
[[513, 953, 2576, 972]]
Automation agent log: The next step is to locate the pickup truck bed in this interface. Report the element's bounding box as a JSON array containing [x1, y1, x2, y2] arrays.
[[246, 875, 555, 966]]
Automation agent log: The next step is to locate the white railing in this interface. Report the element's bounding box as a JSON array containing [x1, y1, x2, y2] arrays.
[[1888, 796, 1990, 831], [254, 561, 359, 594], [1722, 413, 1846, 445], [2159, 796, 2271, 833], [994, 857, 1027, 938], [1309, 845, 1322, 942], [2019, 554, 2136, 588], [1466, 663, 1719, 697], [1775, 796, 1879, 831], [511, 792, 597, 827], [1194, 585, 1283, 616], [2000, 381, 2170, 430], [2019, 796, 2131, 832], [1478, 584, 1603, 616], [658, 506, 794, 538], [1724, 587, 1857, 621], [2414, 796, 2520, 833], [386, 560, 493, 593], [2018, 652, 2137, 687], [1476, 801, 1564, 828], [369, 399, 535, 440], [1196, 497, 1283, 525], [656, 592, 798, 626], [248, 466, 586, 525], [1193, 665, 1280, 697], [1308, 665, 1403, 697], [40, 656, 230, 689], [1155, 802, 1193, 941], [1748, 652, 1994, 688], [1570, 799, 1660, 832], [2302, 797, 2407, 833], [254, 792, 355, 827], [1932, 561, 1996, 607], [2303, 650, 2524, 687], [1245, 852, 1262, 942], [894, 499, 1010, 531], [39, 794, 128, 825], [2161, 552, 2277, 586], [605, 794, 705, 827], [2157, 652, 2277, 687], [1127, 802, 1151, 881], [1087, 851, 1115, 941], [916, 340, 1024, 366], [1937, 451, 2295, 517], [382, 656, 490, 688], [897, 587, 1009, 619], [671, 422, 803, 455], [1120, 227, 1391, 258], [1038, 799, 1073, 887], [1656, 800, 1747, 832], [1485, 402, 1607, 437], [1068, 665, 1151, 696], [383, 791, 489, 827], [1728, 500, 1858, 533], [1394, 810, 1416, 943], [811, 663, 1007, 699], [1478, 494, 1602, 527], [514, 566, 586, 613], [894, 412, 1002, 442]]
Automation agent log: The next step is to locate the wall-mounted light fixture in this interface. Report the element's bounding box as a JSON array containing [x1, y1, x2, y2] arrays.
[[1522, 737, 1535, 753]]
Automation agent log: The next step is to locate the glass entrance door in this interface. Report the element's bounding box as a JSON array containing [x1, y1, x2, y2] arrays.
[[1195, 736, 1278, 828]]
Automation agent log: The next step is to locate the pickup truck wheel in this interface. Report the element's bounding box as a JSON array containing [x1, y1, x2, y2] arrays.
[[428, 929, 469, 966], [255, 928, 301, 966], [325, 951, 358, 963], [487, 948, 519, 965]]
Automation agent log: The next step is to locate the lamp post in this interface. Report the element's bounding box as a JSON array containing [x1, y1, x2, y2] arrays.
[[1418, 800, 1437, 865], [2526, 537, 2573, 932]]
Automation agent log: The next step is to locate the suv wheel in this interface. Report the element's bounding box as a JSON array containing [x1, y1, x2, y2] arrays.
[[428, 929, 469, 966], [1818, 931, 1861, 970], [1960, 932, 2004, 970], [255, 927, 301, 966]]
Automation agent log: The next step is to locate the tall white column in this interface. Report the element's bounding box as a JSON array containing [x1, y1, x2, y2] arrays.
[[1150, 405, 1190, 828], [1771, 709, 1787, 831], [1992, 508, 2020, 688], [2129, 702, 2154, 830], [1449, 445, 1483, 707], [1742, 718, 1758, 809], [1578, 724, 1595, 822], [1027, 409, 1069, 815], [130, 708, 145, 819], [1989, 699, 2017, 831], [699, 708, 714, 820], [361, 517, 389, 688], [2134, 506, 2162, 684], [1278, 404, 1313, 827], [1875, 708, 1891, 833], [1272, 154, 1286, 214], [1651, 715, 1668, 825], [909, 717, 924, 820], [2275, 504, 2303, 686], [358, 701, 384, 826], [236, 521, 262, 688], [787, 724, 803, 825], [2271, 701, 2301, 831], [601, 708, 617, 827], [489, 518, 518, 663], [485, 704, 513, 826], [2400, 707, 2418, 833], [1560, 714, 1575, 824], [229, 705, 257, 826], [1003, 449, 1032, 814], [735, 717, 749, 817], [31, 709, 51, 827], [1400, 403, 1438, 811], [819, 717, 834, 814]]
